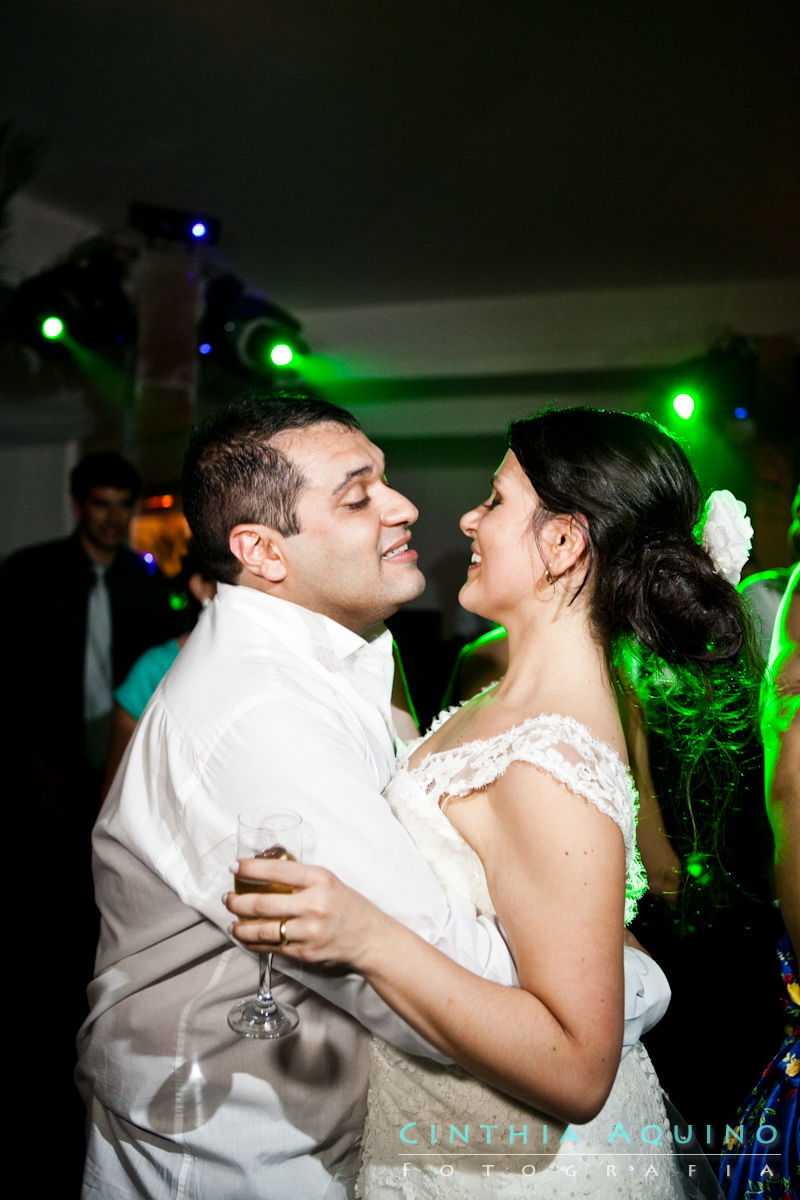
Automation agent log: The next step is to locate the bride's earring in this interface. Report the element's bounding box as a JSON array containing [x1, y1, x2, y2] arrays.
[[544, 565, 556, 588]]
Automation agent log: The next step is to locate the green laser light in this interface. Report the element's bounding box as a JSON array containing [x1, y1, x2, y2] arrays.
[[269, 343, 294, 367], [672, 393, 695, 420], [41, 316, 65, 339]]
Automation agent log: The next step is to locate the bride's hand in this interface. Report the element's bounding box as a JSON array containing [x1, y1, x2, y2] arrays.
[[224, 856, 386, 969]]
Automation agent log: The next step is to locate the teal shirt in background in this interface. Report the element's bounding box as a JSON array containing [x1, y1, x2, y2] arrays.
[[114, 638, 181, 720]]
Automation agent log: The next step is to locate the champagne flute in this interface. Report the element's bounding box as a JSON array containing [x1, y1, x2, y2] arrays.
[[227, 808, 303, 1039]]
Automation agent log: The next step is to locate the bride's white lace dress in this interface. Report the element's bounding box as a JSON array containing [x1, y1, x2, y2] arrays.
[[356, 712, 683, 1199]]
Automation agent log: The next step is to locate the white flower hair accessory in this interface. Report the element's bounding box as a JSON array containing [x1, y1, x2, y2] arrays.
[[696, 489, 753, 586]]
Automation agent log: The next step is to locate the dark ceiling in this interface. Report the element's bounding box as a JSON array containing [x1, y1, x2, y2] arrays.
[[2, 0, 798, 312]]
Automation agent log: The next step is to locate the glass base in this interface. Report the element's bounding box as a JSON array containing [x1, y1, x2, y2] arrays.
[[227, 997, 299, 1039]]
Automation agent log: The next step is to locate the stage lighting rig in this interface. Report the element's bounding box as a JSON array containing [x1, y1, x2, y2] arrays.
[[235, 309, 308, 375], [7, 241, 136, 357], [197, 275, 308, 378], [662, 335, 757, 429]]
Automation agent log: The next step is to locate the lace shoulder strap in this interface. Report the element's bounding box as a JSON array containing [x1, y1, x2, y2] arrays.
[[408, 711, 647, 923]]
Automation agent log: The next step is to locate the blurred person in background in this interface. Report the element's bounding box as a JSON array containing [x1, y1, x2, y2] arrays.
[[0, 450, 177, 1197], [720, 563, 800, 1198], [102, 540, 216, 793], [739, 483, 800, 660], [1, 450, 178, 805]]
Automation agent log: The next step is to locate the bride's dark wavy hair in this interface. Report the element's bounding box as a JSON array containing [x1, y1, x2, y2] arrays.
[[508, 407, 748, 664], [508, 407, 764, 917]]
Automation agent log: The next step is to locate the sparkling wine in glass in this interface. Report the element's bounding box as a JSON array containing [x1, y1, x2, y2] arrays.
[[227, 809, 303, 1039]]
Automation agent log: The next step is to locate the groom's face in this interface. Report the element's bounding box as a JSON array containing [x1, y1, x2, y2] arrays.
[[274, 422, 426, 634]]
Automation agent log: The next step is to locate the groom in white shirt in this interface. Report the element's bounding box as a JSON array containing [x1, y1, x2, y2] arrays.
[[78, 394, 669, 1199]]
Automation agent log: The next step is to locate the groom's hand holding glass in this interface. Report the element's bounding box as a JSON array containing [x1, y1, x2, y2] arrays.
[[227, 809, 305, 1037], [227, 856, 387, 972]]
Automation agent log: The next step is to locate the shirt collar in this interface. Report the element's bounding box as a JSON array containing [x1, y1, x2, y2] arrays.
[[216, 583, 394, 676]]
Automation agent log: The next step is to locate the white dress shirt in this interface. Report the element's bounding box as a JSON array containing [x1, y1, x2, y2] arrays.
[[78, 583, 668, 1200]]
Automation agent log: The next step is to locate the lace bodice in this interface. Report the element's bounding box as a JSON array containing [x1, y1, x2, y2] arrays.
[[396, 709, 647, 923]]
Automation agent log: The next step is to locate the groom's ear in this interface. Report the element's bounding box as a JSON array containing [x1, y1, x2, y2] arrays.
[[229, 524, 288, 584]]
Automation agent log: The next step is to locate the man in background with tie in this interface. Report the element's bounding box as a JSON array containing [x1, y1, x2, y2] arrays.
[[1, 450, 177, 796], [0, 450, 177, 1194]]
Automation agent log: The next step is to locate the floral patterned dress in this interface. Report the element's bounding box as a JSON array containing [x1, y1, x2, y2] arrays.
[[720, 932, 800, 1198]]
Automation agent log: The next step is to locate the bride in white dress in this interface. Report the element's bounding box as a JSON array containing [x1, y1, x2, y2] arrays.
[[228, 409, 754, 1198]]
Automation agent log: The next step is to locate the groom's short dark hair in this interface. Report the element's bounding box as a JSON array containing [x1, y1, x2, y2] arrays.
[[182, 392, 360, 584]]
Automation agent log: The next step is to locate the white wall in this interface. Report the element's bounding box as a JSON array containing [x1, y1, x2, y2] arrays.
[[302, 278, 800, 382], [0, 441, 78, 559]]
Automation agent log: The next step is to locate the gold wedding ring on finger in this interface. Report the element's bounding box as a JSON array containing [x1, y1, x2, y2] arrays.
[[278, 918, 291, 946]]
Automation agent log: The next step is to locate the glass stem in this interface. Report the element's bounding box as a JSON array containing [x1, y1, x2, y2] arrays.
[[256, 952, 276, 1011]]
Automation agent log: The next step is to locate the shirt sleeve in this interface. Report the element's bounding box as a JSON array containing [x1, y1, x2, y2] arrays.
[[146, 693, 517, 1059], [620, 946, 671, 1056]]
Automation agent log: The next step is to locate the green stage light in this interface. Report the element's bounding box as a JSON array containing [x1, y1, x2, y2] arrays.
[[269, 342, 294, 367], [41, 315, 65, 339], [229, 307, 308, 377], [672, 392, 695, 420]]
